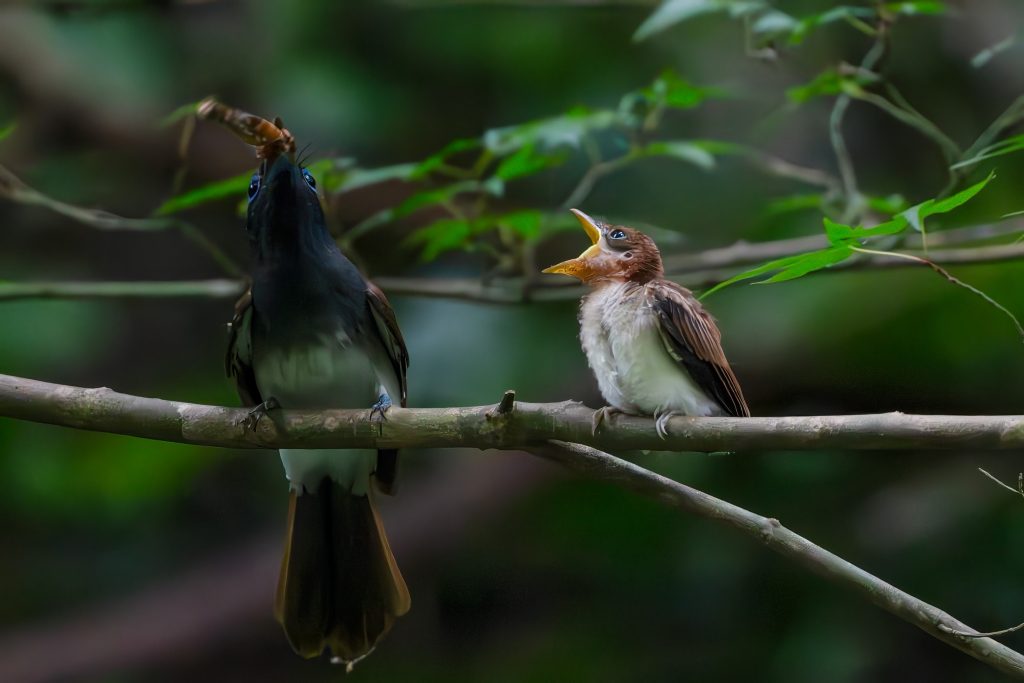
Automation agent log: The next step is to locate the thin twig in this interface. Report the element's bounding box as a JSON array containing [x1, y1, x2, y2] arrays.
[[5, 233, 1024, 304], [977, 467, 1024, 498], [851, 247, 1024, 342], [963, 95, 1024, 163], [941, 623, 1024, 640], [935, 470, 1024, 640], [831, 28, 890, 223], [560, 156, 633, 210], [744, 151, 841, 193], [0, 164, 243, 278]]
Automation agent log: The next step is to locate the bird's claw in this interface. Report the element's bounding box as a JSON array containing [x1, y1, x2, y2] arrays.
[[654, 410, 678, 440], [369, 394, 392, 435], [592, 406, 622, 435], [243, 396, 280, 432]]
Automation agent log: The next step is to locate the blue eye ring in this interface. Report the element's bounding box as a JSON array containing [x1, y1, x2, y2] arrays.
[[609, 229, 626, 240], [247, 173, 260, 201], [301, 168, 317, 191]]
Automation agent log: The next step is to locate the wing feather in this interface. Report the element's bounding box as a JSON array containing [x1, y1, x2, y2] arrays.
[[650, 282, 750, 417], [365, 282, 409, 408], [225, 288, 262, 407]]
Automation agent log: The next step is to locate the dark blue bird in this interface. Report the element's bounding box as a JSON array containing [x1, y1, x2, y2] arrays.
[[226, 154, 410, 665]]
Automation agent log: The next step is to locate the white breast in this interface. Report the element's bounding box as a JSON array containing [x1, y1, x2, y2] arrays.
[[254, 331, 379, 494], [579, 282, 720, 417], [255, 331, 378, 408]]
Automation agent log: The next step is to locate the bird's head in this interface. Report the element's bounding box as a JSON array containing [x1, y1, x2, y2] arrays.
[[542, 209, 664, 285], [244, 154, 326, 256]]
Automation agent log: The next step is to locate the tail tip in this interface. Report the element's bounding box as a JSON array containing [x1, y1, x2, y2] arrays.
[[331, 648, 375, 674]]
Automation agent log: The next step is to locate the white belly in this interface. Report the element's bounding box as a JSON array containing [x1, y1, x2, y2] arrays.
[[580, 283, 720, 417], [254, 333, 379, 494]]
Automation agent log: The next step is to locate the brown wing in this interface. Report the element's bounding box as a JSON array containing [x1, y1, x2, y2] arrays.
[[366, 282, 409, 407], [650, 281, 750, 417], [365, 282, 410, 496], [225, 288, 262, 407]]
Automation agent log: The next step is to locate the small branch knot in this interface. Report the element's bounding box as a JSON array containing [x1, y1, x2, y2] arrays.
[[487, 390, 516, 419]]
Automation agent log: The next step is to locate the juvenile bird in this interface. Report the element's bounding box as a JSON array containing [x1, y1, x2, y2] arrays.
[[543, 209, 749, 435], [226, 154, 410, 665]]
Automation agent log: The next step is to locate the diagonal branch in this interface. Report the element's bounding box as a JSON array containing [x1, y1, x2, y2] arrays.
[[531, 441, 1024, 679]]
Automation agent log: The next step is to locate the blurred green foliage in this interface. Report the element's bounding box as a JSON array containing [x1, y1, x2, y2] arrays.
[[3, 1, 1024, 682]]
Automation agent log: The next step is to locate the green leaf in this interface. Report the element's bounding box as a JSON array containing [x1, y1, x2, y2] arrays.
[[403, 218, 474, 262], [634, 141, 717, 169], [158, 100, 203, 128], [498, 210, 544, 239], [404, 210, 548, 261], [787, 7, 875, 45], [864, 193, 909, 215], [751, 10, 798, 39], [483, 107, 628, 155], [899, 172, 996, 231], [700, 252, 807, 297], [951, 135, 1024, 169], [884, 2, 946, 16], [971, 34, 1016, 69], [787, 68, 879, 104], [332, 163, 418, 193], [155, 171, 251, 215], [824, 216, 906, 245], [633, 0, 764, 42], [0, 121, 15, 143], [394, 179, 503, 219], [411, 138, 481, 179], [758, 246, 853, 284], [637, 70, 726, 110], [762, 193, 822, 217], [823, 217, 854, 245], [494, 144, 567, 181]]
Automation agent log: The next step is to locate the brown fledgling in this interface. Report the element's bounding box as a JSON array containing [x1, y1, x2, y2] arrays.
[[544, 209, 749, 436]]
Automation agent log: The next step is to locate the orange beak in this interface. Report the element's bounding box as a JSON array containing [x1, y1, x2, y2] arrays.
[[542, 208, 603, 280]]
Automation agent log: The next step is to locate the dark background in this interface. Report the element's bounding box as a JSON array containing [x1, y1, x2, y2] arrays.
[[2, 1, 1024, 681]]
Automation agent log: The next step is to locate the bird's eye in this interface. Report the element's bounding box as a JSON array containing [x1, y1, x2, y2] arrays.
[[247, 174, 260, 201], [609, 229, 627, 240], [301, 168, 317, 191]]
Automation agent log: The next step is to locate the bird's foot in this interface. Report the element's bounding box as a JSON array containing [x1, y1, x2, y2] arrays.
[[592, 406, 623, 435], [369, 394, 392, 435], [242, 396, 280, 432], [654, 409, 679, 440]]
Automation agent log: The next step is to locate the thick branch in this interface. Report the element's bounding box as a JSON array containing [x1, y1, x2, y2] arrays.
[[5, 375, 1024, 675], [532, 441, 1024, 678], [4, 374, 1024, 452]]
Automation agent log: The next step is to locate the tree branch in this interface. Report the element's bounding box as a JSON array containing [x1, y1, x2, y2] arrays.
[[0, 163, 243, 278], [531, 441, 1024, 679], [0, 279, 245, 302], [5, 232, 1024, 304], [5, 375, 1024, 453], [4, 374, 1024, 676]]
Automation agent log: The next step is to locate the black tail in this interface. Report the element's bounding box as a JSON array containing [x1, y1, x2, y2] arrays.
[[275, 477, 411, 664]]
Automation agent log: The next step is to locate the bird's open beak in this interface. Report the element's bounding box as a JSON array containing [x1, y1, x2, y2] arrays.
[[542, 208, 603, 279]]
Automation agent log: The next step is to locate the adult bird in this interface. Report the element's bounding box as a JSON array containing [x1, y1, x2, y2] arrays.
[[226, 154, 411, 666], [543, 209, 749, 436]]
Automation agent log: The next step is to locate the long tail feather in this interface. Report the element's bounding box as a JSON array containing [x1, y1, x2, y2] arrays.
[[275, 477, 410, 663]]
